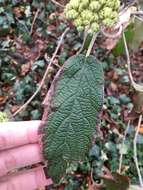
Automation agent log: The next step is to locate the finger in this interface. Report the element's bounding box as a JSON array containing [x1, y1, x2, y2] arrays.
[[0, 144, 43, 176], [0, 167, 53, 190], [0, 120, 41, 150]]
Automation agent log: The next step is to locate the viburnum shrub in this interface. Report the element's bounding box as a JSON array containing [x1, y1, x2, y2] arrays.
[[40, 0, 143, 189]]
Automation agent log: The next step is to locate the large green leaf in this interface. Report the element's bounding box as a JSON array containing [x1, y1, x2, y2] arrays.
[[113, 19, 143, 55], [42, 54, 104, 183]]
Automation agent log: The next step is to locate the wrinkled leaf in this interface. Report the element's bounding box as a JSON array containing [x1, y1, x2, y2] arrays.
[[43, 54, 104, 183]]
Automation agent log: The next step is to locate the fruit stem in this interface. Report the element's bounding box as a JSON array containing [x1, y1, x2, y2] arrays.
[[86, 32, 98, 57]]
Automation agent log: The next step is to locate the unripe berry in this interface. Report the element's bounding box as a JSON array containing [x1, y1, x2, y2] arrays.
[[65, 9, 78, 19], [80, 0, 90, 8], [103, 18, 114, 27], [106, 0, 120, 10], [0, 112, 8, 122], [111, 11, 118, 19], [113, 0, 120, 10], [81, 10, 94, 22], [89, 1, 100, 11], [101, 7, 113, 18], [69, 0, 80, 9], [78, 2, 90, 11], [98, 0, 106, 6], [105, 1, 116, 9], [74, 18, 83, 27], [91, 22, 99, 32], [93, 14, 99, 22], [77, 26, 84, 32], [65, 4, 72, 11]]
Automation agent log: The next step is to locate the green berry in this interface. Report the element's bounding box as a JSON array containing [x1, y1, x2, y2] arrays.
[[82, 19, 90, 26], [111, 11, 118, 19], [65, 3, 72, 11], [77, 26, 84, 32], [81, 10, 94, 22], [114, 0, 120, 10], [93, 14, 99, 22], [98, 0, 106, 5], [0, 112, 8, 122], [80, 0, 89, 8], [65, 9, 78, 19], [105, 0, 120, 10], [74, 18, 83, 27], [69, 0, 80, 9], [103, 18, 114, 27], [105, 1, 115, 8], [89, 1, 100, 11], [102, 7, 113, 17], [91, 22, 99, 32]]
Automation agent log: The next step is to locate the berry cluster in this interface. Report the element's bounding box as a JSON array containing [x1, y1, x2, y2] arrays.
[[64, 0, 120, 33]]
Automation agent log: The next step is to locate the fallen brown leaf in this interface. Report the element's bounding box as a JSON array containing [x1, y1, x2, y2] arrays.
[[0, 96, 8, 105]]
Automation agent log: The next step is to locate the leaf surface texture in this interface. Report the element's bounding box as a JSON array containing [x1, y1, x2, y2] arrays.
[[43, 54, 104, 182]]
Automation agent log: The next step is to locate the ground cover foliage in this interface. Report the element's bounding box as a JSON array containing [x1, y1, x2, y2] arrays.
[[1, 0, 143, 189]]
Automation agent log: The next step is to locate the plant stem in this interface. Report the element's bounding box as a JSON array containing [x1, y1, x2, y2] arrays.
[[86, 33, 98, 57], [118, 120, 130, 173], [122, 32, 143, 92], [134, 114, 143, 188]]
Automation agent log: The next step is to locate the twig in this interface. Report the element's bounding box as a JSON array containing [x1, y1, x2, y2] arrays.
[[133, 11, 143, 16], [118, 120, 131, 173], [0, 48, 9, 51], [13, 27, 70, 116], [51, 0, 65, 8], [133, 114, 143, 187], [86, 33, 98, 57], [30, 8, 40, 35], [122, 32, 143, 92], [134, 15, 143, 22]]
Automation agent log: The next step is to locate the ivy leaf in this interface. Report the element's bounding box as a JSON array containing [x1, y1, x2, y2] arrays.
[[42, 54, 104, 183]]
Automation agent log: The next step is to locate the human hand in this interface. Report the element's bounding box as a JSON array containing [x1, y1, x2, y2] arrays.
[[0, 120, 53, 190]]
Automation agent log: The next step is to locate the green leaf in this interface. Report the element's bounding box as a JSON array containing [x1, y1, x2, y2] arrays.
[[43, 54, 104, 183], [113, 19, 143, 55], [128, 18, 143, 51], [112, 24, 134, 56]]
